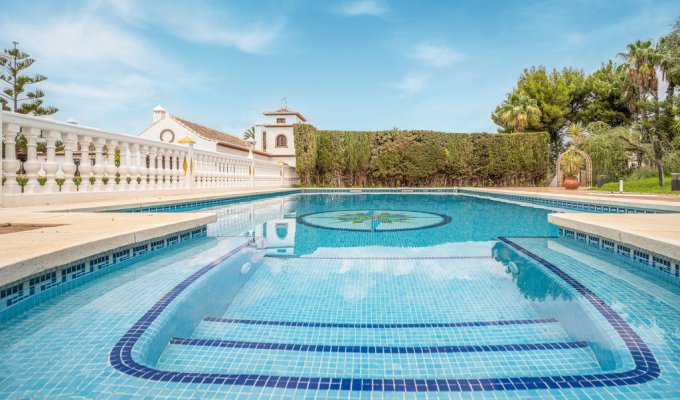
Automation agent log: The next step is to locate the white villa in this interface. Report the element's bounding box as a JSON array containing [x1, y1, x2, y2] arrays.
[[139, 105, 306, 167]]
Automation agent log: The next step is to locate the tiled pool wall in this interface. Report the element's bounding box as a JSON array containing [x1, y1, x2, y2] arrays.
[[0, 226, 208, 322], [303, 188, 674, 214], [459, 189, 670, 214], [112, 190, 299, 213], [557, 227, 680, 287]]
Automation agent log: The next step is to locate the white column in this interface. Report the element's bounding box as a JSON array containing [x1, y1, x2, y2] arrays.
[[129, 143, 140, 189], [92, 138, 106, 191], [139, 145, 149, 189], [148, 146, 158, 189], [77, 135, 92, 191], [22, 127, 41, 193], [103, 140, 117, 191], [118, 142, 130, 188], [43, 130, 60, 193], [170, 150, 180, 189], [157, 148, 167, 189], [2, 123, 21, 194], [60, 133, 78, 192], [280, 163, 285, 187], [185, 145, 194, 190]]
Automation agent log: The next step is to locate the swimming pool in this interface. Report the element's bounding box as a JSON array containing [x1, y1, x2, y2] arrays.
[[1, 193, 678, 399]]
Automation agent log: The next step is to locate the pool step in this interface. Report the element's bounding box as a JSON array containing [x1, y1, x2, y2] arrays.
[[188, 317, 573, 347], [155, 337, 601, 379]]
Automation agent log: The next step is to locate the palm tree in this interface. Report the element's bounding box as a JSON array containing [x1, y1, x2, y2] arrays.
[[658, 19, 680, 102], [566, 122, 586, 147], [243, 126, 256, 140], [618, 40, 662, 119], [618, 39, 665, 186], [491, 90, 541, 133]]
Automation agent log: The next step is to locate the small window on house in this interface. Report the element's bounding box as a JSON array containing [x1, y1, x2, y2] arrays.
[[276, 118, 286, 124], [276, 135, 287, 148]]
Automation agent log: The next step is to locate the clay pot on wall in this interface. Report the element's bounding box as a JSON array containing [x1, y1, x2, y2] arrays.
[[563, 175, 579, 190]]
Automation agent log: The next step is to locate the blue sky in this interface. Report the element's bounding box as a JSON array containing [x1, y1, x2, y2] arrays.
[[1, 0, 678, 136]]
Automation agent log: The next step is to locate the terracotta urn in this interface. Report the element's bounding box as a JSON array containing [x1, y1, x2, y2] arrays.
[[563, 176, 579, 190]]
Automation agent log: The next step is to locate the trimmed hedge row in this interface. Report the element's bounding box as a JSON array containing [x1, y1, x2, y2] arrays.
[[294, 124, 550, 187]]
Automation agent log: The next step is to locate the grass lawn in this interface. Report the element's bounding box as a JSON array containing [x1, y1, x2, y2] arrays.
[[590, 176, 679, 194]]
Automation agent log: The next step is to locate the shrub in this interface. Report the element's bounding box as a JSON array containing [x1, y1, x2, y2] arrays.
[[294, 124, 550, 187], [37, 176, 47, 186], [89, 176, 96, 185]]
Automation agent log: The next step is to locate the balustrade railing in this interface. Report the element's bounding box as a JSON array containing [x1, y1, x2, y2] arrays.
[[0, 111, 298, 205]]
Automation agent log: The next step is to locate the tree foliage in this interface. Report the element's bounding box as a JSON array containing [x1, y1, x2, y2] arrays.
[[491, 90, 541, 132], [243, 126, 256, 140], [0, 42, 57, 115], [580, 61, 633, 126], [295, 125, 550, 187]]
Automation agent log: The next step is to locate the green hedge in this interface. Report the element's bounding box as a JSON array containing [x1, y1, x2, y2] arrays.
[[294, 124, 550, 187]]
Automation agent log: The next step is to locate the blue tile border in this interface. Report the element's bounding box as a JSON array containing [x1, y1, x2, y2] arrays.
[[110, 190, 299, 213], [169, 337, 589, 354], [0, 226, 208, 322], [108, 236, 660, 392], [557, 228, 680, 287], [109, 188, 676, 215], [201, 317, 558, 329], [296, 209, 452, 232], [458, 190, 674, 214]]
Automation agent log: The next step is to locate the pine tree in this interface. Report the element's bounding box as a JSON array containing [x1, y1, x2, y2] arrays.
[[0, 42, 58, 115]]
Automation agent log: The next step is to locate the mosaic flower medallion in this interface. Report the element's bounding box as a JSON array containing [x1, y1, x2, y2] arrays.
[[297, 210, 451, 232]]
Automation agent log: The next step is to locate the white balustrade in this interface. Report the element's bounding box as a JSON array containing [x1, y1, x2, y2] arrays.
[[0, 110, 298, 205]]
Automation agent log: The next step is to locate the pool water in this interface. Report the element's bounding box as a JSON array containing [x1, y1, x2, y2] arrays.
[[1, 193, 678, 399]]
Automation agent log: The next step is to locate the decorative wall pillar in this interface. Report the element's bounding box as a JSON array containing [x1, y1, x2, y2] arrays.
[[2, 123, 21, 194]]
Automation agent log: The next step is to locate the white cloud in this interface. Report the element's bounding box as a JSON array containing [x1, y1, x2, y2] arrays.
[[388, 74, 427, 94], [337, 1, 388, 16], [410, 42, 465, 68], [106, 0, 284, 54]]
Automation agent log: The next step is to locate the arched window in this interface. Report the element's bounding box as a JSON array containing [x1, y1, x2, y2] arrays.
[[276, 135, 288, 148]]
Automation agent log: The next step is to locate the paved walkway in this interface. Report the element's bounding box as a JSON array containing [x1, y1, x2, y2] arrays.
[[496, 186, 680, 202], [0, 188, 294, 287]]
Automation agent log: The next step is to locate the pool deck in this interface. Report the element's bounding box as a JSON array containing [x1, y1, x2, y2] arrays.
[[0, 188, 294, 287]]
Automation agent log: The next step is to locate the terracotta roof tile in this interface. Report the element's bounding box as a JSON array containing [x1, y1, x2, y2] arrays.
[[170, 115, 247, 149], [263, 106, 306, 121]]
